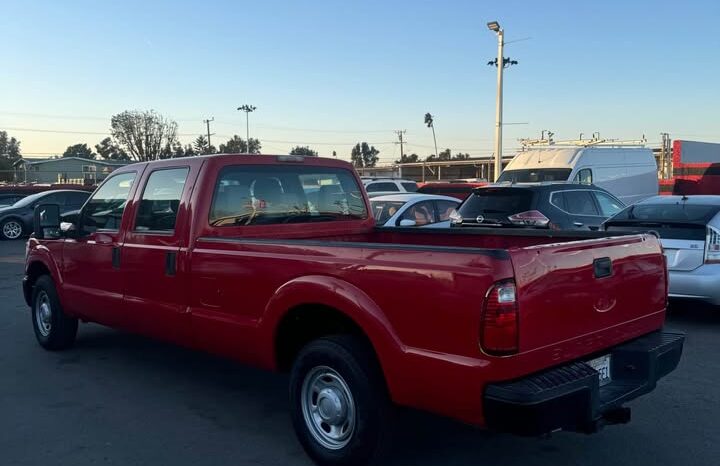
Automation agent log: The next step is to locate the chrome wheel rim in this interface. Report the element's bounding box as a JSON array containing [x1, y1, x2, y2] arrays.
[[3, 221, 22, 239], [301, 366, 356, 450], [35, 291, 52, 337]]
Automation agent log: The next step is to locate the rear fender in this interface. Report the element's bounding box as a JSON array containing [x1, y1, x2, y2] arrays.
[[260, 275, 406, 396]]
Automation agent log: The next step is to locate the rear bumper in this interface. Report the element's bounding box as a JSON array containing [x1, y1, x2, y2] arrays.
[[668, 265, 720, 305], [483, 331, 684, 436]]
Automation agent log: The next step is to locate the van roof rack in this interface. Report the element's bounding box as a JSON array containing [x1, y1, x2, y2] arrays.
[[519, 135, 647, 148]]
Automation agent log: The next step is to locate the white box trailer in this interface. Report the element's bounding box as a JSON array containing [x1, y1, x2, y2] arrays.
[[497, 146, 658, 205]]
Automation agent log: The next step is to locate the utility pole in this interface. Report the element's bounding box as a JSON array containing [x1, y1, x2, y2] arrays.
[[487, 21, 518, 181], [394, 130, 407, 161], [237, 104, 257, 153], [660, 132, 671, 179], [424, 113, 438, 159], [203, 117, 215, 153]]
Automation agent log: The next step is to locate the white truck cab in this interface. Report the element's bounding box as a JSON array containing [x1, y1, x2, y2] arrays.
[[498, 146, 658, 205]]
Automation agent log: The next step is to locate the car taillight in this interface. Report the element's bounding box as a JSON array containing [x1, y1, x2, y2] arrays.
[[481, 281, 519, 356], [507, 210, 550, 227], [705, 225, 720, 264]]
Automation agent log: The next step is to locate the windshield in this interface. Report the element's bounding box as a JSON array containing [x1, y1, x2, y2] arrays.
[[457, 188, 533, 223], [370, 200, 406, 224], [497, 168, 572, 183]]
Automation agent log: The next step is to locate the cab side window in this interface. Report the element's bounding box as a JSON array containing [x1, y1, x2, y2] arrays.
[[574, 169, 593, 185], [134, 168, 189, 233], [82, 172, 136, 233]]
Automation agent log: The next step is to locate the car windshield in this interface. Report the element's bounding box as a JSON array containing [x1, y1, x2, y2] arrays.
[[457, 188, 533, 223], [370, 200, 406, 224], [497, 168, 572, 183]]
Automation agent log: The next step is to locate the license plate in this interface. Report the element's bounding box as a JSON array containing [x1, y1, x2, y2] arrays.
[[588, 354, 612, 386]]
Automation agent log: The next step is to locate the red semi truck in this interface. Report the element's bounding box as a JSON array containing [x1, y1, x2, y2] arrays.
[[24, 154, 683, 466]]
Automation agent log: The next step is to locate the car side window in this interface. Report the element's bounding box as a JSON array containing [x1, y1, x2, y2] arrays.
[[563, 191, 600, 216], [574, 168, 593, 185], [594, 191, 624, 216], [400, 201, 437, 226], [435, 200, 459, 221], [37, 192, 66, 206], [366, 182, 399, 193], [134, 168, 189, 233], [81, 172, 136, 234], [66, 191, 90, 207]]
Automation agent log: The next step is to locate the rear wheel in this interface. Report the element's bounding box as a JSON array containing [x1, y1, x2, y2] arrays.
[[289, 335, 393, 466], [31, 275, 78, 350], [1, 218, 23, 240]]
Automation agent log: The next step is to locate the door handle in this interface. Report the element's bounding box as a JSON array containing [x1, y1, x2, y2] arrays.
[[573, 221, 584, 227], [165, 251, 177, 277], [112, 246, 121, 269]]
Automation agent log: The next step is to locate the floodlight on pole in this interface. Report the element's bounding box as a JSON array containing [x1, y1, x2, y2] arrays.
[[237, 104, 257, 153]]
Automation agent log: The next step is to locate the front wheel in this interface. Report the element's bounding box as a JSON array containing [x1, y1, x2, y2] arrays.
[[1, 218, 24, 240], [289, 335, 393, 466], [31, 275, 78, 350]]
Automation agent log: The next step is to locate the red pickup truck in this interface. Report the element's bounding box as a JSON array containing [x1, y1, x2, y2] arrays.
[[25, 154, 683, 466]]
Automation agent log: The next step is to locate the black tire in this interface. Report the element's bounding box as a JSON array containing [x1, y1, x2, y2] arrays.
[[289, 335, 394, 466], [31, 275, 78, 350], [0, 217, 24, 240]]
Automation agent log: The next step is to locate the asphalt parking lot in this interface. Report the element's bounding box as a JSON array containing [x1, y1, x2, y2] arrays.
[[1, 239, 718, 466]]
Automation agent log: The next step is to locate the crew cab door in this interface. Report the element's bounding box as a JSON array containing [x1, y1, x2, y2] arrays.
[[62, 171, 141, 325], [120, 166, 196, 343]]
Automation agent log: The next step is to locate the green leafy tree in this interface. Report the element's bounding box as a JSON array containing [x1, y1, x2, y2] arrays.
[[396, 153, 420, 164], [109, 110, 179, 161], [0, 131, 21, 159], [62, 143, 96, 159], [289, 146, 318, 156], [95, 137, 130, 161], [160, 141, 189, 159], [350, 142, 380, 168], [218, 135, 261, 154], [184, 144, 198, 157], [453, 152, 470, 160]]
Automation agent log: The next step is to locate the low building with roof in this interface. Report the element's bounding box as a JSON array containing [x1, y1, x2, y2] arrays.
[[12, 157, 132, 185]]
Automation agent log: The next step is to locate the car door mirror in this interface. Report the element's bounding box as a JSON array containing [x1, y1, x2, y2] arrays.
[[33, 203, 61, 239], [399, 219, 417, 227]]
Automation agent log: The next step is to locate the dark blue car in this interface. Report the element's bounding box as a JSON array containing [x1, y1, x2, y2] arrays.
[[0, 190, 90, 240]]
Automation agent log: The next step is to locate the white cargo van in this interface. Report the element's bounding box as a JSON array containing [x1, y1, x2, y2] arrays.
[[497, 146, 658, 204]]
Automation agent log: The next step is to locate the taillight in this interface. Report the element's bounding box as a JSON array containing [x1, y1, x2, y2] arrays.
[[705, 225, 720, 264], [507, 210, 550, 227], [481, 281, 519, 356]]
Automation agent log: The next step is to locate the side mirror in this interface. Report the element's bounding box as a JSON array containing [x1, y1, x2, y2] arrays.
[[399, 219, 417, 227], [33, 203, 61, 239]]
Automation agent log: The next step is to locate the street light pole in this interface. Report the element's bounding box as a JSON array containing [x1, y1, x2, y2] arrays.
[[488, 21, 504, 181], [237, 104, 257, 153]]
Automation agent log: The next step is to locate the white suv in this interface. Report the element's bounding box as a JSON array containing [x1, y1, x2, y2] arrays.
[[362, 178, 418, 198]]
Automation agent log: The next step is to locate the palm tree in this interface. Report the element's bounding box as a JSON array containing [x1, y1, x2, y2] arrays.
[[424, 112, 438, 159]]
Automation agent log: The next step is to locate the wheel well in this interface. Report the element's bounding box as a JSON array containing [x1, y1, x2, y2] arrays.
[[24, 261, 50, 305], [275, 304, 371, 372]]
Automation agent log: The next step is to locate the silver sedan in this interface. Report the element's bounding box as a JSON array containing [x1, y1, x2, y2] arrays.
[[603, 195, 720, 306]]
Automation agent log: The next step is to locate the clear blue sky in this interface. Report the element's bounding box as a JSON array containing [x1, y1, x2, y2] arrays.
[[2, 0, 719, 162]]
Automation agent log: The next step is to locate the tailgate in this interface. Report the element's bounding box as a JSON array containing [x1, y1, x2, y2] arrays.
[[509, 234, 667, 352]]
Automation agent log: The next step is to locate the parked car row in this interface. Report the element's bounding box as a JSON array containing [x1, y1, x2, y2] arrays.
[[0, 190, 90, 240]]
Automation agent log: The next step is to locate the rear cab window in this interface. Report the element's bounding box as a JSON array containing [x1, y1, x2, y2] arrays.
[[457, 188, 533, 224], [605, 202, 720, 240], [210, 165, 367, 226]]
